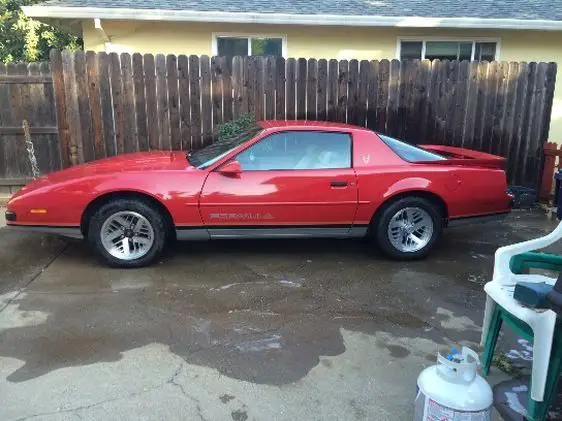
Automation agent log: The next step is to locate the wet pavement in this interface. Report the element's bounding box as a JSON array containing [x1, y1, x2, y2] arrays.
[[0, 209, 559, 420]]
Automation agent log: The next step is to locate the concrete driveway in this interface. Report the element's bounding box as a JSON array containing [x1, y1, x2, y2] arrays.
[[0, 210, 558, 421]]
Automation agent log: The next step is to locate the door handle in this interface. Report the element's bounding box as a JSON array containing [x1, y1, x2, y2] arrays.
[[330, 180, 348, 187]]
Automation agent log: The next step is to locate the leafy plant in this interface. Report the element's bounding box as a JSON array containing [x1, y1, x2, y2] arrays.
[[215, 113, 260, 141]]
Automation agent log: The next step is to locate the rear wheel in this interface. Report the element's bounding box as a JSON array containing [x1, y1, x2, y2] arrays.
[[88, 199, 168, 268], [374, 196, 443, 260]]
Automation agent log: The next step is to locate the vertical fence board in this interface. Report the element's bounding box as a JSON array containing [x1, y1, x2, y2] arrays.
[[109, 52, 124, 155], [265, 56, 276, 120], [231, 56, 243, 119], [143, 54, 159, 151], [40, 61, 60, 171], [86, 51, 105, 159], [132, 53, 148, 151], [316, 59, 327, 121], [14, 63, 30, 175], [519, 63, 538, 185], [366, 60, 378, 130], [484, 62, 500, 153], [396, 60, 408, 140], [451, 61, 469, 147], [167, 55, 181, 150], [246, 56, 257, 118], [120, 53, 136, 153], [356, 60, 369, 128], [255, 57, 265, 121], [417, 60, 431, 144], [491, 61, 508, 156], [155, 54, 170, 150], [222, 56, 233, 123], [275, 57, 286, 120], [526, 63, 547, 186], [189, 55, 202, 149], [306, 58, 317, 121], [347, 59, 359, 125], [498, 62, 519, 157], [211, 56, 223, 131], [73, 51, 93, 162], [200, 55, 212, 144], [286, 58, 296, 120], [97, 52, 115, 157], [178, 55, 191, 150], [509, 62, 529, 183], [473, 61, 489, 151], [387, 59, 400, 137], [337, 60, 348, 123], [461, 61, 479, 148], [5, 63, 19, 176], [50, 50, 71, 168], [61, 52, 81, 165], [296, 58, 307, 120], [541, 63, 558, 147], [327, 59, 338, 122], [376, 60, 390, 133]]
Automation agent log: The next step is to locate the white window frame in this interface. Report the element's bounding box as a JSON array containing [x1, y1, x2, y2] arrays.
[[212, 33, 288, 58], [396, 37, 501, 61]]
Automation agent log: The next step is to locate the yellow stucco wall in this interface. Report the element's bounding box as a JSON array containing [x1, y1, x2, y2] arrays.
[[82, 20, 562, 141]]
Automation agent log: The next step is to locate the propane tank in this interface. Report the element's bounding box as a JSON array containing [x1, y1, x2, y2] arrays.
[[413, 346, 493, 421]]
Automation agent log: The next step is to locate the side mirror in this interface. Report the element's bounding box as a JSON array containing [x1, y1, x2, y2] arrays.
[[218, 160, 242, 177]]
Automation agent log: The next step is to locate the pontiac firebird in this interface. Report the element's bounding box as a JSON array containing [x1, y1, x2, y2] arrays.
[[5, 121, 512, 267]]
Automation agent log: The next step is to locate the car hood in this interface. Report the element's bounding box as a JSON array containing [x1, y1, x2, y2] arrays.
[[47, 151, 188, 180], [12, 151, 191, 199]]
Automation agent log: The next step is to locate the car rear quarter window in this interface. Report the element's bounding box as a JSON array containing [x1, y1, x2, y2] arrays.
[[378, 134, 445, 162], [236, 131, 352, 171]]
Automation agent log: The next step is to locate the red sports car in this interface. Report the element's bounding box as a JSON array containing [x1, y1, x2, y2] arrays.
[[5, 121, 512, 267]]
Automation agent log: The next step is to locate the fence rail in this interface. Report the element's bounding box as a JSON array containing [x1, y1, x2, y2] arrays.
[[0, 51, 558, 190]]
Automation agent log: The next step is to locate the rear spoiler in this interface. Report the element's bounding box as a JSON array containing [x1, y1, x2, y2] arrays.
[[419, 145, 506, 169]]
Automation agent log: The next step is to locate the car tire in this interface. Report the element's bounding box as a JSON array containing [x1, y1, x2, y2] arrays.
[[373, 196, 443, 260], [88, 198, 168, 268]]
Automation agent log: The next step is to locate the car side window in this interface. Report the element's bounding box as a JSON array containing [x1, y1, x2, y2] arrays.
[[236, 131, 352, 171]]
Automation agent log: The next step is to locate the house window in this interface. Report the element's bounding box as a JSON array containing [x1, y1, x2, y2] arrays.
[[214, 35, 285, 57], [399, 40, 498, 61]]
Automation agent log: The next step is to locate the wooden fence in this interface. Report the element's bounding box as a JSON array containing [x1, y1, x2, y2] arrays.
[[0, 50, 558, 190], [0, 62, 60, 186]]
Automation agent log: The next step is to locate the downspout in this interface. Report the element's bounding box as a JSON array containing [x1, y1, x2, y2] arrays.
[[94, 18, 112, 52]]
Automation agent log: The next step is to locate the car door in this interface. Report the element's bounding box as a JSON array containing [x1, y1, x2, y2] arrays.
[[199, 130, 359, 237]]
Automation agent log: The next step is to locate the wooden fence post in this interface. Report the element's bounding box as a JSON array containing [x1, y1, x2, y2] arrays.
[[50, 50, 72, 168]]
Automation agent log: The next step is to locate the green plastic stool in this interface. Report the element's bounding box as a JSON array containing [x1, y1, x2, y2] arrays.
[[481, 252, 562, 421]]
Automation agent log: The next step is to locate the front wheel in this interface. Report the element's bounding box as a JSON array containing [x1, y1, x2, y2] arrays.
[[88, 199, 168, 268], [374, 197, 443, 260]]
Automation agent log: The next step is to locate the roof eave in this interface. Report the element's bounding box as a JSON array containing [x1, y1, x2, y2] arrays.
[[21, 6, 562, 31]]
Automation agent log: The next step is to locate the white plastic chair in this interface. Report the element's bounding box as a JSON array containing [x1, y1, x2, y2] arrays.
[[481, 221, 562, 401]]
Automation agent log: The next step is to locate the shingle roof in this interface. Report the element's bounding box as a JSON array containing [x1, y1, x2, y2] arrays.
[[36, 0, 562, 22]]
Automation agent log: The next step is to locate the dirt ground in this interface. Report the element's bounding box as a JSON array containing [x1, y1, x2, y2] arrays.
[[0, 209, 559, 420]]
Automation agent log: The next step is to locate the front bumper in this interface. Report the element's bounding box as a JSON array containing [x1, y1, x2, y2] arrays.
[[4, 224, 84, 239]]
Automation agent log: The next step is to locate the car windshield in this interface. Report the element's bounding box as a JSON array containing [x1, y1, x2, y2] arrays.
[[378, 134, 446, 162], [188, 126, 263, 169]]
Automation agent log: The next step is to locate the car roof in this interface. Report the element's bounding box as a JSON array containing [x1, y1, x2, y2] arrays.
[[257, 120, 371, 131]]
